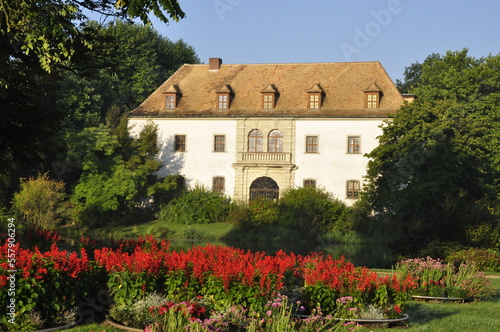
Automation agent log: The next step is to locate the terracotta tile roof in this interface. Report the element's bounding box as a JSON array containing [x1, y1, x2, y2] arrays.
[[130, 61, 405, 118]]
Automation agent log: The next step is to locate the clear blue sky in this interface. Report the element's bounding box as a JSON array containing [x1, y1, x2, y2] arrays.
[[125, 0, 500, 82]]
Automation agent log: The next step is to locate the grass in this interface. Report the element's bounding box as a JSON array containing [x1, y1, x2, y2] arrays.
[[61, 219, 235, 242], [364, 278, 500, 332], [64, 322, 123, 332]]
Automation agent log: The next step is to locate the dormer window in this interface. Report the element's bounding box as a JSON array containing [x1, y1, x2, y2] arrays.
[[165, 94, 176, 109], [364, 83, 382, 109], [216, 84, 233, 110], [261, 84, 277, 110], [262, 94, 274, 109], [163, 84, 181, 110], [366, 93, 378, 108], [307, 83, 323, 110], [308, 94, 320, 109], [217, 94, 229, 109]]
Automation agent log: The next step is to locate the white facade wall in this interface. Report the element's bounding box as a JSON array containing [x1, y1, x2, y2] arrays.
[[129, 117, 386, 205], [129, 118, 237, 196], [294, 119, 384, 203]]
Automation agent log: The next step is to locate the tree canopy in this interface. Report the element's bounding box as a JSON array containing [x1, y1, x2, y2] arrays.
[[0, 0, 184, 84], [361, 49, 500, 256], [0, 14, 199, 210], [57, 20, 199, 129]]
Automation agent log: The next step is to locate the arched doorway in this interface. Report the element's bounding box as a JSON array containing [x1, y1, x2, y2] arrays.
[[250, 176, 279, 200]]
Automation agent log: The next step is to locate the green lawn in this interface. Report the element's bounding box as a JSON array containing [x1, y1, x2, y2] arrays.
[[365, 277, 500, 332], [64, 322, 123, 332], [63, 219, 235, 242]]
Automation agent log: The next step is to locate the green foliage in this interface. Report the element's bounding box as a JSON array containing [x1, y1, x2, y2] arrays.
[[249, 197, 281, 225], [148, 175, 186, 207], [58, 20, 200, 131], [108, 272, 158, 308], [1, 0, 185, 85], [227, 187, 351, 235], [362, 49, 500, 256], [12, 173, 72, 229], [157, 186, 233, 224], [0, 11, 199, 212], [446, 248, 500, 272], [0, 59, 64, 209], [279, 187, 351, 234], [70, 123, 161, 226]]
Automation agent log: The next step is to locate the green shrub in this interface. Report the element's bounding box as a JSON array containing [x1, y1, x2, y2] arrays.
[[248, 197, 280, 225], [446, 248, 500, 272], [147, 175, 186, 207], [184, 228, 206, 240], [279, 187, 350, 233], [12, 173, 72, 229], [156, 186, 233, 224], [110, 292, 169, 328], [225, 204, 253, 228]]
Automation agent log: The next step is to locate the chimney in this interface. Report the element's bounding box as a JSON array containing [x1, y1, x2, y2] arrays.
[[209, 57, 222, 71]]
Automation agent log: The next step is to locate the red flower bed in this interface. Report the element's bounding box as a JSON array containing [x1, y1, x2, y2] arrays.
[[1, 235, 415, 330], [0, 241, 104, 331]]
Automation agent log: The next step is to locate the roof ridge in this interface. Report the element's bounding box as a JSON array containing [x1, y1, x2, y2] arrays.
[[188, 61, 381, 67]]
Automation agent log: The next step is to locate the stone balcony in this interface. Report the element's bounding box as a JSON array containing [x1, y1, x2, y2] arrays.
[[236, 152, 292, 164]]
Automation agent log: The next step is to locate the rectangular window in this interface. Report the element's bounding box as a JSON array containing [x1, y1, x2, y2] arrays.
[[303, 179, 316, 188], [165, 94, 176, 109], [218, 94, 229, 109], [305, 136, 318, 153], [174, 135, 186, 152], [214, 135, 225, 152], [212, 176, 225, 193], [347, 136, 360, 154], [367, 94, 378, 108], [262, 94, 274, 109], [308, 94, 320, 109], [346, 180, 360, 199]]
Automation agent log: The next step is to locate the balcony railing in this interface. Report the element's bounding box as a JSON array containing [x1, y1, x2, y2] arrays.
[[237, 152, 292, 164]]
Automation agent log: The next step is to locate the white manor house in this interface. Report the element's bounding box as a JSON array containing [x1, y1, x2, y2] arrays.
[[129, 58, 414, 204]]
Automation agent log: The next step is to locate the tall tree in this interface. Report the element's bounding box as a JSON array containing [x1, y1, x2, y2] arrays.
[[361, 50, 500, 256], [0, 0, 184, 83], [0, 1, 196, 208], [69, 121, 161, 226], [57, 20, 199, 130]]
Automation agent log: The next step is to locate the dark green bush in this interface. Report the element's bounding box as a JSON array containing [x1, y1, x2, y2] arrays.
[[279, 187, 350, 233], [148, 174, 186, 207], [248, 197, 280, 225], [156, 186, 233, 224]]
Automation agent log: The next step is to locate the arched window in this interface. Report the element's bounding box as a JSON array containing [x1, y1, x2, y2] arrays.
[[250, 177, 279, 200], [268, 129, 283, 152], [248, 129, 263, 152]]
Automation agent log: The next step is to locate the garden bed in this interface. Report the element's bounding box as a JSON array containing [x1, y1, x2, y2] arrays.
[[1, 236, 496, 331]]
